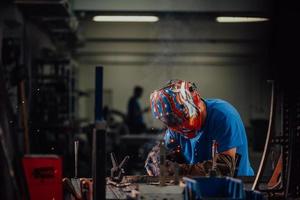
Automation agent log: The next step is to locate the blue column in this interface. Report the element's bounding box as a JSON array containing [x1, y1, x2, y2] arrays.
[[92, 66, 106, 200], [94, 66, 103, 121]]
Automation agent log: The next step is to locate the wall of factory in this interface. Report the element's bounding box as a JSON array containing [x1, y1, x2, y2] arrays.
[[78, 63, 271, 128]]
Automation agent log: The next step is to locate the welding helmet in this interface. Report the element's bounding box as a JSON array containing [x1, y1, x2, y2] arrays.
[[150, 80, 203, 138]]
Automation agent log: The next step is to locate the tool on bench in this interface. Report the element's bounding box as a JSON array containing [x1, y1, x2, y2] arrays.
[[110, 152, 130, 183]]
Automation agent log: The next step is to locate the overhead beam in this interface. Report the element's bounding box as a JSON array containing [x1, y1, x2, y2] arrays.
[[76, 60, 256, 67], [77, 51, 258, 64], [80, 19, 269, 40], [74, 0, 270, 12], [75, 51, 261, 58], [78, 42, 268, 55], [85, 38, 265, 44]]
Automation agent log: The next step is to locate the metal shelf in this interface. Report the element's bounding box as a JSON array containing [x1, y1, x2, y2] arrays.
[[15, 0, 71, 17], [15, 0, 80, 45]]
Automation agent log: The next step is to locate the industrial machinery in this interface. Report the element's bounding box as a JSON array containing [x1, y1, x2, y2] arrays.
[[252, 82, 300, 199]]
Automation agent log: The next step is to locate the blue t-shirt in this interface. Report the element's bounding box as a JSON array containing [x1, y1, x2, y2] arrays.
[[164, 99, 254, 176]]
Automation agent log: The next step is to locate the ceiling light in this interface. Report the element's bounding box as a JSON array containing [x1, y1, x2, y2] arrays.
[[216, 16, 269, 23], [93, 16, 159, 22]]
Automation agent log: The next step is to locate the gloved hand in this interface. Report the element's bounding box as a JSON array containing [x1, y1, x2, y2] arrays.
[[144, 143, 185, 176], [165, 160, 179, 176], [153, 154, 235, 177], [145, 158, 181, 176], [161, 160, 208, 176], [144, 144, 160, 176], [145, 144, 235, 177]]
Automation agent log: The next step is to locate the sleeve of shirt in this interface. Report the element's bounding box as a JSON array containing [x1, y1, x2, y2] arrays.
[[164, 129, 179, 150], [212, 113, 244, 153]]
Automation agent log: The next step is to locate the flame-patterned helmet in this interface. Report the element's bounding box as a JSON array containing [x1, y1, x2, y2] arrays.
[[150, 80, 203, 138]]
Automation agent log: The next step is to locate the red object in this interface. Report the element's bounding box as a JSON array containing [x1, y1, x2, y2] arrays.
[[23, 155, 63, 200]]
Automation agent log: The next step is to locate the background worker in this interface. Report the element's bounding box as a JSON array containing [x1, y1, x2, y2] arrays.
[[127, 86, 149, 134], [145, 80, 254, 177]]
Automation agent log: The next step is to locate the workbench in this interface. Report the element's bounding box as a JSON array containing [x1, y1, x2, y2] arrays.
[[106, 175, 184, 200], [64, 176, 259, 200]]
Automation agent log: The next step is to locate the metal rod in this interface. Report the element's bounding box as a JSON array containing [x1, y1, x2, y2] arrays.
[[119, 156, 130, 169], [74, 140, 79, 178], [212, 140, 217, 171], [252, 80, 275, 190], [19, 80, 30, 154], [110, 152, 118, 168]]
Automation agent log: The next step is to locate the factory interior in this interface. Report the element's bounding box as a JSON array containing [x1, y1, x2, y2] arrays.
[[1, 0, 300, 199]]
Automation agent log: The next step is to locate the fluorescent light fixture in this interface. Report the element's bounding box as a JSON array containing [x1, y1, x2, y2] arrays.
[[216, 16, 269, 23], [93, 16, 159, 22]]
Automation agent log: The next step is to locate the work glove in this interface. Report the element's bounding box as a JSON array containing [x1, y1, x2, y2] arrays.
[[168, 153, 235, 177], [149, 153, 235, 177], [144, 143, 186, 176], [144, 144, 160, 176], [164, 160, 209, 176]]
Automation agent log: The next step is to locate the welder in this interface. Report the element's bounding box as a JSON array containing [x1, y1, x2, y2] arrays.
[[145, 80, 254, 177]]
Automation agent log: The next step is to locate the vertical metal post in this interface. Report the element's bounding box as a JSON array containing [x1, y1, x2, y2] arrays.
[[74, 141, 79, 178], [209, 140, 217, 176], [211, 140, 217, 170], [19, 80, 30, 154], [92, 66, 106, 200]]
